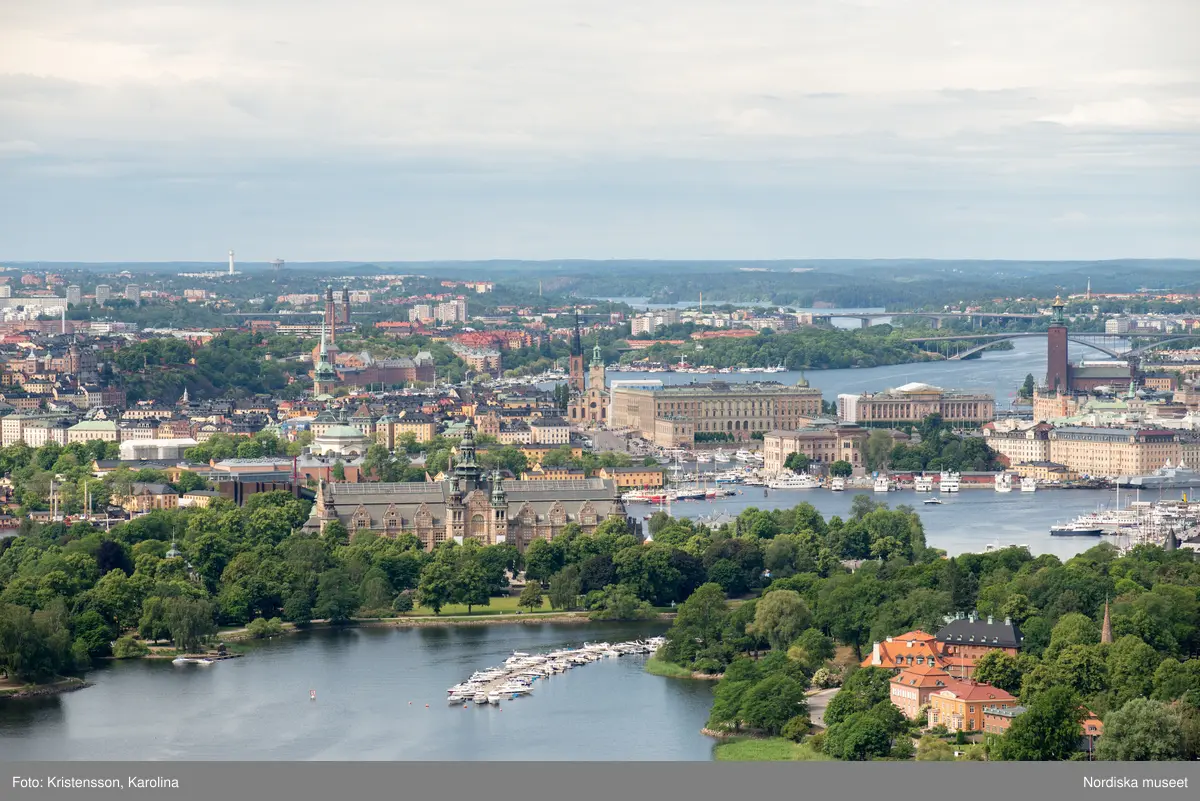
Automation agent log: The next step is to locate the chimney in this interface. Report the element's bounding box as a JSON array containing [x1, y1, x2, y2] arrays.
[[907, 639, 913, 648], [886, 636, 893, 643], [871, 641, 880, 665], [987, 615, 994, 625], [1004, 617, 1011, 626]]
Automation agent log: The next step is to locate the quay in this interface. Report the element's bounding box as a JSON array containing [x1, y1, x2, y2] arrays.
[[446, 637, 665, 706]]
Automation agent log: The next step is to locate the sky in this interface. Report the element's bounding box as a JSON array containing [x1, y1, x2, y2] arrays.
[[2, 0, 1198, 262]]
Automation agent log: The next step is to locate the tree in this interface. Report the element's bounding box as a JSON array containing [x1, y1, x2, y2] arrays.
[[783, 452, 811, 473], [916, 735, 955, 761], [1045, 612, 1099, 658], [1106, 634, 1159, 708], [415, 560, 456, 615], [864, 430, 893, 471], [829, 460, 853, 478], [1019, 373, 1036, 399], [453, 559, 491, 614], [332, 461, 346, 481], [547, 567, 582, 611], [1095, 698, 1184, 761], [824, 667, 893, 726], [738, 674, 809, 735], [518, 582, 544, 613], [787, 628, 835, 671], [972, 650, 1022, 695], [823, 711, 893, 761], [358, 567, 395, 612], [314, 568, 359, 623], [163, 597, 216, 652], [588, 584, 655, 621], [993, 686, 1084, 761], [523, 539, 560, 585], [663, 583, 728, 666], [749, 590, 811, 652]]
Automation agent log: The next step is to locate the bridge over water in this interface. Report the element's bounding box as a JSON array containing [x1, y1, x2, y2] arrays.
[[904, 331, 1200, 360]]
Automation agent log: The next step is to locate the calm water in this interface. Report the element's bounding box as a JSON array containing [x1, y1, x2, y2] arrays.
[[642, 486, 1129, 561], [0, 623, 716, 761], [607, 335, 1114, 409]]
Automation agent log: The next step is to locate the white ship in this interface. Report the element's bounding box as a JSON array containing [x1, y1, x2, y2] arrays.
[[873, 475, 891, 493], [913, 475, 933, 492], [940, 472, 961, 492], [995, 473, 1013, 493], [830, 477, 846, 492], [1020, 477, 1037, 492], [767, 472, 821, 490]]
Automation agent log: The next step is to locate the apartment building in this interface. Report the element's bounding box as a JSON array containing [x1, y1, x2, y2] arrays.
[[982, 421, 1053, 465], [1048, 426, 1181, 477]]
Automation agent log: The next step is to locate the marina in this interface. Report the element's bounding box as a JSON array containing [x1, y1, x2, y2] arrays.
[[446, 637, 666, 706]]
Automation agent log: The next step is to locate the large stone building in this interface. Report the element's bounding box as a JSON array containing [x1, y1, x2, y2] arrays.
[[568, 343, 608, 426], [762, 421, 871, 473], [1046, 295, 1132, 393], [837, 382, 995, 428], [982, 421, 1053, 466], [610, 379, 823, 446], [1047, 426, 1181, 477], [304, 421, 628, 551]]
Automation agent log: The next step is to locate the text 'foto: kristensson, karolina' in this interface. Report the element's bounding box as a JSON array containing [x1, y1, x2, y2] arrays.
[[13, 776, 180, 790], [1084, 777, 1189, 790]]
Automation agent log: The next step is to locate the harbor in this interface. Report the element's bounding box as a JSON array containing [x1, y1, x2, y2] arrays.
[[446, 637, 666, 706]]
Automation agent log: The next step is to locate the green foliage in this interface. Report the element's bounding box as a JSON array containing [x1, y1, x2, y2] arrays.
[[993, 686, 1085, 761], [829, 460, 853, 478], [245, 617, 285, 639], [1095, 698, 1185, 761], [972, 650, 1022, 694], [749, 589, 812, 652], [588, 584, 656, 621], [824, 667, 894, 727], [518, 582, 544, 612], [111, 635, 149, 659], [916, 736, 954, 761]]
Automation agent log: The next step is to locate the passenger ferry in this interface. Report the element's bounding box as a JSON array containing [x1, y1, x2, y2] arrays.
[[1020, 477, 1037, 492], [940, 472, 961, 492], [873, 475, 891, 493], [767, 472, 821, 490], [829, 477, 846, 492], [994, 473, 1013, 493], [913, 474, 934, 492]]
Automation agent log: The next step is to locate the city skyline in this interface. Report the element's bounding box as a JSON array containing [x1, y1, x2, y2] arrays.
[[2, 0, 1198, 261]]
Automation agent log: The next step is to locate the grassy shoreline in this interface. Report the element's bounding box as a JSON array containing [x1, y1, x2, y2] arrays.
[[0, 676, 92, 700], [713, 737, 830, 761], [644, 655, 723, 680]]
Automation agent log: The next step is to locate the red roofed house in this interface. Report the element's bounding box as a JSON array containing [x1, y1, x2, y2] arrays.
[[927, 681, 1018, 733], [863, 630, 951, 672], [890, 664, 953, 719]]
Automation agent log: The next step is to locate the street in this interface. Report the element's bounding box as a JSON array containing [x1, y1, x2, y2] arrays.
[[807, 687, 839, 730]]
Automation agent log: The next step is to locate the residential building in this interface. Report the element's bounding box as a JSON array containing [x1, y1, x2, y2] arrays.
[[529, 417, 570, 445], [1010, 460, 1077, 482], [596, 466, 665, 490], [763, 422, 870, 473], [66, 285, 82, 306], [377, 412, 438, 447], [66, 420, 119, 443], [927, 681, 1018, 733], [983, 705, 1027, 736], [934, 614, 1024, 664], [890, 664, 953, 719], [435, 297, 468, 325], [94, 284, 111, 304], [117, 482, 180, 514], [982, 421, 1053, 465], [610, 379, 823, 446], [496, 421, 533, 445], [837, 383, 995, 428], [409, 304, 434, 322], [125, 285, 141, 302]]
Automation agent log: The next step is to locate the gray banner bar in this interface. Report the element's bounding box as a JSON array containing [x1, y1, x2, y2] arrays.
[[3, 762, 1196, 801]]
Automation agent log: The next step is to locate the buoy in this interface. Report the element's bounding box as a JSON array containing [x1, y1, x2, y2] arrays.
[[425, 704, 429, 708], [463, 704, 468, 709]]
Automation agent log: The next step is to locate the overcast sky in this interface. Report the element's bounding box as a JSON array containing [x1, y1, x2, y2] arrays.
[[2, 0, 1198, 262]]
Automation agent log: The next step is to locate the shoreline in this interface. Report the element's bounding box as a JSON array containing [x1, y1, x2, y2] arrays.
[[0, 677, 92, 701]]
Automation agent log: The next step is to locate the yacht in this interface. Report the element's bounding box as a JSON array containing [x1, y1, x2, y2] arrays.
[[995, 473, 1013, 493], [767, 473, 821, 490], [913, 475, 934, 492], [713, 449, 731, 463], [873, 475, 891, 493], [829, 477, 846, 492], [1020, 477, 1037, 492], [923, 496, 944, 505], [734, 449, 755, 463], [695, 453, 712, 464], [940, 472, 961, 493]]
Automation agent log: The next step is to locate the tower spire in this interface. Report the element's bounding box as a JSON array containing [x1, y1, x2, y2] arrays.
[[1100, 597, 1112, 644]]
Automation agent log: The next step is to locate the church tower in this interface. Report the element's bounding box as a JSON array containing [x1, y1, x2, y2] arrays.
[[568, 309, 585, 394], [1100, 598, 1112, 644], [489, 469, 508, 544], [313, 326, 339, 395]]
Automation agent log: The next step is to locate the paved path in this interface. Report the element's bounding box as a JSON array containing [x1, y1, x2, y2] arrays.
[[807, 687, 838, 729]]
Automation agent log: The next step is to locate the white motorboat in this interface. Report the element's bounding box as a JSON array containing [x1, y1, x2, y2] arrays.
[[734, 449, 754, 462], [767, 472, 821, 490], [923, 496, 944, 505], [1020, 477, 1037, 492], [713, 449, 731, 463], [695, 453, 712, 463], [487, 692, 501, 705], [830, 477, 846, 491], [474, 692, 490, 704]]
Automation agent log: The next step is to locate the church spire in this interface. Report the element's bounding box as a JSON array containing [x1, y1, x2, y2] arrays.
[[591, 341, 603, 367], [1101, 597, 1112, 644]]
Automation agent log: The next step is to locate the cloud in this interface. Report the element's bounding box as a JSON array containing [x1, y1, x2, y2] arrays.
[[0, 0, 1197, 258], [1053, 211, 1091, 224]]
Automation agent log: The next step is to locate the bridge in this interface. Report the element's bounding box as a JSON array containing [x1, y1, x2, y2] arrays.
[[904, 332, 1200, 360], [814, 311, 1043, 328]]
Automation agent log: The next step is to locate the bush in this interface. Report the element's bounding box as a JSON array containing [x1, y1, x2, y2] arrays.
[[692, 658, 724, 676], [812, 667, 842, 689], [891, 738, 916, 760], [245, 617, 284, 639], [112, 636, 150, 659], [954, 730, 967, 745], [781, 715, 811, 743], [807, 732, 826, 753], [392, 593, 414, 613]]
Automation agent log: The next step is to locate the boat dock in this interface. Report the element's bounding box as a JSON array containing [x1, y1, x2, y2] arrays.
[[446, 637, 665, 706]]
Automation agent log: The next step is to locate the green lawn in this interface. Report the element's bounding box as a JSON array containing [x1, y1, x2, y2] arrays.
[[407, 596, 556, 616], [644, 656, 696, 678], [713, 738, 831, 762]]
